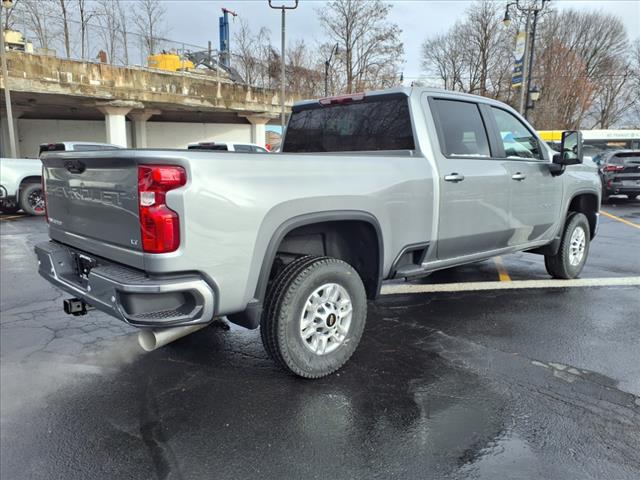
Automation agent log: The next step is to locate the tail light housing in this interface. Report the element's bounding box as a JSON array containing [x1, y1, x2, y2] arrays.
[[137, 165, 186, 253], [603, 164, 624, 172]]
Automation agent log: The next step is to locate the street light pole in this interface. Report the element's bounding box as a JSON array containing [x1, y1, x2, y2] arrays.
[[503, 0, 549, 121], [268, 0, 298, 134], [523, 7, 541, 120], [1, 0, 17, 158], [324, 43, 339, 97]]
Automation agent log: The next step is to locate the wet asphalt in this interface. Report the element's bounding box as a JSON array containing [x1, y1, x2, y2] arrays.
[[1, 197, 639, 480]]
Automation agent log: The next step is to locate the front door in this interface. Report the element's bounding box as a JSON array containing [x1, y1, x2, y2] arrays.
[[428, 97, 512, 261], [488, 106, 563, 245]]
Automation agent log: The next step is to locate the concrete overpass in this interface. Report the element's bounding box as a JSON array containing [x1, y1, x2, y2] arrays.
[[0, 52, 294, 156]]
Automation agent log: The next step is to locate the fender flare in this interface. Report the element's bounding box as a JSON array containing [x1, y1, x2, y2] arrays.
[[228, 210, 384, 329]]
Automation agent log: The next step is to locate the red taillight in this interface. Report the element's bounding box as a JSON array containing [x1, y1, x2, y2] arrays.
[[603, 165, 624, 172], [42, 166, 48, 223], [137, 165, 186, 253]]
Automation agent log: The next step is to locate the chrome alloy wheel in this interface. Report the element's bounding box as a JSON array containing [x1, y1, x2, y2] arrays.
[[568, 225, 586, 266], [299, 283, 353, 355], [28, 189, 45, 214]]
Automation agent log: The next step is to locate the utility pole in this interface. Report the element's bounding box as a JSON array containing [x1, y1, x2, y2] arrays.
[[0, 0, 17, 158], [268, 0, 298, 134]]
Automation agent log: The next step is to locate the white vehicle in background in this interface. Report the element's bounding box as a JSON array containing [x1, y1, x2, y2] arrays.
[[0, 157, 43, 215], [187, 141, 270, 153], [0, 142, 122, 216]]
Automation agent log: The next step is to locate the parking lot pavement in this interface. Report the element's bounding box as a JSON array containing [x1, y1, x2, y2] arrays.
[[1, 198, 639, 480]]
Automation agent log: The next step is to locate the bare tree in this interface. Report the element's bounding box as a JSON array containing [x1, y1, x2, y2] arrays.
[[75, 0, 94, 59], [2, 0, 22, 30], [116, 0, 130, 64], [532, 8, 631, 128], [233, 19, 261, 86], [587, 58, 635, 128], [20, 0, 60, 50], [286, 39, 323, 97], [95, 0, 120, 63], [318, 0, 404, 93], [55, 0, 72, 57], [133, 0, 168, 57], [421, 1, 513, 100]]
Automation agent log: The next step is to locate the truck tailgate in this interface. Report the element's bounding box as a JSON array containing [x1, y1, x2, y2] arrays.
[[42, 155, 142, 255]]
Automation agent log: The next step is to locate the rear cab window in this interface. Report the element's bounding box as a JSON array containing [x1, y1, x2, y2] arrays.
[[429, 98, 491, 158], [283, 93, 415, 153]]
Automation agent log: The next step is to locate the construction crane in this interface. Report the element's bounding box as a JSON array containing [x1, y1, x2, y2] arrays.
[[219, 7, 237, 68]]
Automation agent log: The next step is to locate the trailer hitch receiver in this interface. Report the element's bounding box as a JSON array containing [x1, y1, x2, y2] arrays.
[[63, 298, 95, 316]]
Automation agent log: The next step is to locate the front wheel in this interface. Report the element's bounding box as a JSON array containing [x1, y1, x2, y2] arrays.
[[544, 213, 590, 279], [19, 183, 45, 216], [261, 256, 367, 378], [0, 201, 20, 214]]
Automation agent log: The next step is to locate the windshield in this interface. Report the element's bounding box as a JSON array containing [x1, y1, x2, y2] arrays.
[[283, 94, 415, 153]]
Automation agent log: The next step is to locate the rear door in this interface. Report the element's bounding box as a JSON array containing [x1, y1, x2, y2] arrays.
[[428, 97, 511, 260], [486, 106, 562, 245]]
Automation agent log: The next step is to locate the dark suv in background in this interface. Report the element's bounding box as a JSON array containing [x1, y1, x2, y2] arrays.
[[595, 150, 640, 202]]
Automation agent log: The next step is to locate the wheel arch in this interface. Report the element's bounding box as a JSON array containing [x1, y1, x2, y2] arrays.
[[567, 191, 599, 239], [19, 175, 42, 189], [228, 210, 384, 330]]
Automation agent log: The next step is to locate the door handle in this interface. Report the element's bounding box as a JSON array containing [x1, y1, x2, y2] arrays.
[[444, 173, 465, 183], [511, 172, 527, 181]]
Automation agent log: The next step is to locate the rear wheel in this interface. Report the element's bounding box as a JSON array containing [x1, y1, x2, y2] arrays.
[[544, 213, 590, 279], [260, 256, 367, 378], [19, 183, 45, 216]]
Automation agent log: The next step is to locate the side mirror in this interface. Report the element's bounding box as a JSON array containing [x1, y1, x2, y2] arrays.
[[553, 130, 583, 166]]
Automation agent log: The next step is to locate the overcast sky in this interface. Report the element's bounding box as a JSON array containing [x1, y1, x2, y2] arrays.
[[163, 0, 640, 82]]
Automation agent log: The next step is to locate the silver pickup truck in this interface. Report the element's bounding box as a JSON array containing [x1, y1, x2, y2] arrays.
[[35, 87, 600, 378]]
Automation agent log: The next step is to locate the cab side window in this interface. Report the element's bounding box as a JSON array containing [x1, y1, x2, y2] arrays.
[[491, 108, 542, 160], [233, 144, 253, 153], [430, 99, 491, 158]]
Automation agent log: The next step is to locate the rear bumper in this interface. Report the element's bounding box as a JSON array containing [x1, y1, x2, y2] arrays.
[[35, 241, 216, 328], [603, 178, 640, 195]]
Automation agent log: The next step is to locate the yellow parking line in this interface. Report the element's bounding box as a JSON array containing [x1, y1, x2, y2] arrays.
[[493, 256, 511, 282], [600, 210, 640, 229], [0, 215, 23, 221]]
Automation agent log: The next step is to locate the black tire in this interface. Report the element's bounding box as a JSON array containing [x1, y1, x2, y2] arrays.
[[627, 194, 638, 200], [544, 212, 590, 279], [260, 256, 367, 378], [19, 183, 45, 216], [260, 255, 317, 360]]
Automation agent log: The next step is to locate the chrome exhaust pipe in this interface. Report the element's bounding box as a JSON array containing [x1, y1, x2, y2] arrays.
[[138, 323, 210, 352]]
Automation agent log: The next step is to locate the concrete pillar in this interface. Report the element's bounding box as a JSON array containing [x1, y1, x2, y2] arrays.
[[128, 109, 161, 148], [96, 101, 143, 148], [241, 114, 273, 147], [0, 108, 25, 158]]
